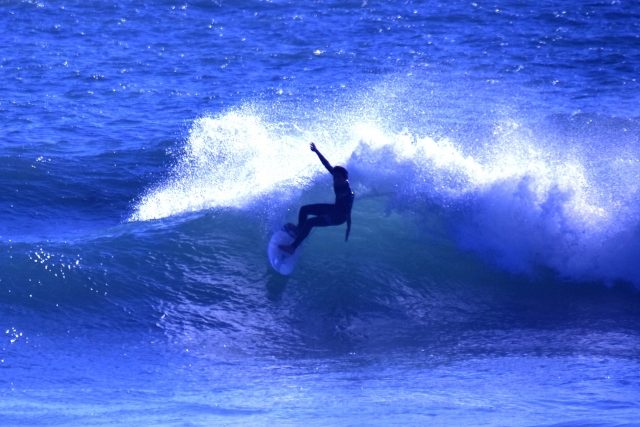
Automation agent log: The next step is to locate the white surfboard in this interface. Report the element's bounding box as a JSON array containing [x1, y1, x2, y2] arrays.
[[268, 224, 301, 275]]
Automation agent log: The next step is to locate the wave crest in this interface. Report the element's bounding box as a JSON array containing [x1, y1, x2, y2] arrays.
[[130, 103, 640, 286]]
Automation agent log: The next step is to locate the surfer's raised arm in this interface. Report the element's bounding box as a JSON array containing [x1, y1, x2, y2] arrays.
[[310, 142, 333, 174]]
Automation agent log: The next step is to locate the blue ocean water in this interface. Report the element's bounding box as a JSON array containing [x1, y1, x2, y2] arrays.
[[2, 0, 640, 425]]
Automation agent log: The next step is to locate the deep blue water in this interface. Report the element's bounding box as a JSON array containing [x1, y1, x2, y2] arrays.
[[2, 1, 640, 425]]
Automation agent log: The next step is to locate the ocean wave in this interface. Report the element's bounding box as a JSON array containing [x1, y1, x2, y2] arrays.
[[129, 102, 640, 287]]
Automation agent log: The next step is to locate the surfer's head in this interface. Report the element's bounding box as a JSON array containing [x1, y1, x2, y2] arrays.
[[333, 166, 349, 181]]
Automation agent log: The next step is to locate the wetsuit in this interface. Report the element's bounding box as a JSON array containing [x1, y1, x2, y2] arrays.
[[290, 172, 354, 250]]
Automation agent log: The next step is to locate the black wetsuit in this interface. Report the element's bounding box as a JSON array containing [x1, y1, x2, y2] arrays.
[[290, 173, 354, 249]]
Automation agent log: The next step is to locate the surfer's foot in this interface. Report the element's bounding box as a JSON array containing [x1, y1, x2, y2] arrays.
[[279, 244, 295, 255]]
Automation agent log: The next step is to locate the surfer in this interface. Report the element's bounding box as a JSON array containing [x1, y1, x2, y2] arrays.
[[279, 143, 354, 254]]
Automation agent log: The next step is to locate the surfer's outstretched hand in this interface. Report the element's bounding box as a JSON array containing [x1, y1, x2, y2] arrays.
[[310, 142, 318, 152]]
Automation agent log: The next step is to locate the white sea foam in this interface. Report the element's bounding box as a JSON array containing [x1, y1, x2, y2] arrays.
[[130, 106, 317, 221]]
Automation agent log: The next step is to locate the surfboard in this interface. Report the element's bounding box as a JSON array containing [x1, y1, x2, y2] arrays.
[[268, 223, 301, 275]]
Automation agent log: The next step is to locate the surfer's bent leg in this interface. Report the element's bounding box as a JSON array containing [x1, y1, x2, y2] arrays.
[[297, 203, 333, 229], [292, 215, 331, 249], [291, 204, 334, 249]]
